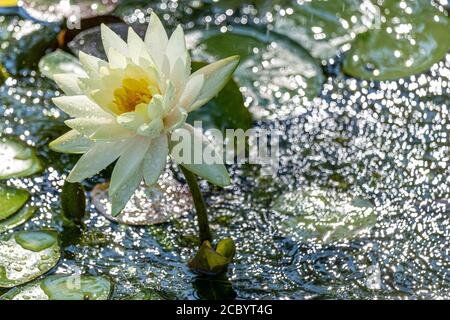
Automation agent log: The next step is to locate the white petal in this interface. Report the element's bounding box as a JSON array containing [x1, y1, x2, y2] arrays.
[[52, 95, 113, 118], [109, 137, 150, 196], [49, 130, 93, 154], [179, 74, 204, 111], [107, 48, 127, 69], [53, 73, 83, 95], [110, 166, 142, 217], [78, 51, 107, 77], [67, 140, 129, 183], [169, 124, 230, 187], [65, 117, 116, 137], [101, 24, 128, 61], [165, 25, 187, 69], [117, 111, 146, 131], [147, 95, 164, 120], [163, 80, 176, 113], [164, 106, 187, 132], [90, 124, 135, 140], [142, 134, 168, 185], [144, 12, 168, 70], [137, 118, 164, 138], [189, 55, 240, 111], [127, 27, 145, 64], [170, 57, 188, 96]]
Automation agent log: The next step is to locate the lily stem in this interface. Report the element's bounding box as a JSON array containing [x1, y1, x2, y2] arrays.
[[180, 166, 213, 243]]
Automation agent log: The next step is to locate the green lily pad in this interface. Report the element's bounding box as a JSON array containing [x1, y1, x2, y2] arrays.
[[188, 238, 236, 275], [0, 15, 60, 74], [187, 26, 324, 101], [272, 189, 377, 243], [0, 274, 112, 300], [0, 230, 60, 288], [343, 0, 450, 80], [270, 0, 378, 59], [0, 138, 43, 180], [188, 61, 253, 132], [0, 186, 30, 221], [0, 206, 37, 233], [38, 49, 85, 81]]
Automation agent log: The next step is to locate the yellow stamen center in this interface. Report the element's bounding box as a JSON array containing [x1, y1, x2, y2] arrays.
[[113, 78, 152, 114]]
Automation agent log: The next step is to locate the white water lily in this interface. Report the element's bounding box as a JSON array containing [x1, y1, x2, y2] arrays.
[[49, 13, 239, 216]]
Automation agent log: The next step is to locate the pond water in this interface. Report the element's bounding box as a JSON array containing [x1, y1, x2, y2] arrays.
[[0, 0, 449, 299]]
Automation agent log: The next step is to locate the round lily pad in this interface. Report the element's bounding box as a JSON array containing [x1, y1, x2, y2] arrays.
[[0, 230, 60, 288], [1, 274, 112, 300], [92, 173, 192, 226], [38, 49, 85, 81], [0, 205, 36, 233], [270, 0, 378, 59], [343, 0, 450, 80], [186, 26, 324, 101], [0, 138, 43, 180], [0, 186, 30, 221], [272, 189, 377, 243]]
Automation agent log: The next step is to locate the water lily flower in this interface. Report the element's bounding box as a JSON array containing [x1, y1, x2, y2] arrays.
[[49, 13, 239, 216]]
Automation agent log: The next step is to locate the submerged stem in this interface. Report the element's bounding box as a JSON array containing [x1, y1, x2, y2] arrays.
[[180, 166, 213, 243]]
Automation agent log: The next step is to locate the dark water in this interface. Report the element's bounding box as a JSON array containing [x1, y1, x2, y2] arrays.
[[0, 1, 449, 299]]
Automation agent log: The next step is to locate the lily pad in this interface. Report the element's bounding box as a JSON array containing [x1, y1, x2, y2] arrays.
[[0, 186, 30, 221], [0, 15, 60, 74], [38, 49, 85, 81], [272, 189, 377, 243], [186, 26, 324, 102], [343, 0, 450, 80], [0, 205, 36, 233], [1, 274, 112, 300], [0, 230, 60, 288], [0, 138, 43, 180], [91, 173, 192, 226], [270, 0, 380, 59], [188, 61, 253, 132]]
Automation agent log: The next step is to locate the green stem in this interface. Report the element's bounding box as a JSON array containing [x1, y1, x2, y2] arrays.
[[180, 166, 213, 243]]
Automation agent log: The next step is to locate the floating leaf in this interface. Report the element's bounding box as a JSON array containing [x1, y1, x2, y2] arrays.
[[0, 15, 60, 74], [0, 186, 30, 221], [188, 61, 253, 132], [61, 181, 86, 224], [270, 0, 379, 59], [38, 49, 85, 81], [186, 26, 324, 103], [1, 274, 112, 300], [91, 173, 192, 226], [272, 189, 377, 243], [0, 138, 43, 179], [188, 238, 236, 275], [343, 0, 450, 80], [0, 206, 36, 233], [0, 230, 60, 288]]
